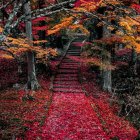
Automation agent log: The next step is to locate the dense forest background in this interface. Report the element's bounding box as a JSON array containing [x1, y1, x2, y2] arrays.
[[0, 0, 140, 139]]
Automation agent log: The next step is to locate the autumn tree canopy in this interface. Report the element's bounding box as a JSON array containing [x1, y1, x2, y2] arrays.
[[0, 0, 140, 90]]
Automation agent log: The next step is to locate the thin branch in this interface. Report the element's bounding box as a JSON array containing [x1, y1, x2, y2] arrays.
[[0, 0, 15, 10], [3, 0, 29, 35], [31, 0, 76, 16]]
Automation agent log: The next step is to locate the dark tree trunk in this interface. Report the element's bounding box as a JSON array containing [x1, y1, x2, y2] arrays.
[[102, 21, 112, 92], [24, 1, 40, 90], [130, 47, 137, 75], [38, 0, 46, 48]]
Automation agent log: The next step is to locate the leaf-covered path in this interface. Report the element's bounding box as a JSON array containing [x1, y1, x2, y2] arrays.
[[25, 41, 138, 140], [41, 42, 109, 139]]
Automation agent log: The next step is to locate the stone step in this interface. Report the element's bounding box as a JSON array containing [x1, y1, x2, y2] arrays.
[[54, 81, 79, 85], [57, 72, 77, 74], [59, 66, 78, 70], [62, 58, 77, 62], [54, 92, 84, 94], [54, 79, 78, 82], [60, 66, 79, 68], [67, 51, 80, 54], [68, 50, 81, 52], [62, 58, 77, 60], [53, 85, 81, 88], [56, 74, 78, 78], [60, 63, 78, 65], [53, 88, 83, 93], [65, 56, 79, 58], [71, 42, 83, 46], [63, 57, 78, 60], [61, 60, 79, 62], [58, 69, 78, 73], [60, 64, 79, 67], [67, 51, 80, 53], [62, 60, 78, 63], [67, 54, 81, 56], [68, 47, 81, 50], [55, 77, 78, 81], [68, 51, 80, 53]]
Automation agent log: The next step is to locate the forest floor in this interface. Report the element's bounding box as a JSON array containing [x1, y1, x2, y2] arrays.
[[0, 41, 139, 140]]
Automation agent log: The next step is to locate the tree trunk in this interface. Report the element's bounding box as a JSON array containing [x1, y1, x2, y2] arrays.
[[102, 54, 112, 92], [24, 1, 40, 90], [38, 0, 46, 48], [131, 47, 137, 75], [102, 21, 112, 92]]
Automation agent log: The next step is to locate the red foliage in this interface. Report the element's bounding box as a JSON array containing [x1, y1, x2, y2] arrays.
[[49, 59, 61, 73], [71, 42, 85, 47], [131, 4, 140, 13], [0, 75, 52, 139], [0, 40, 138, 139], [113, 61, 128, 67], [18, 17, 48, 40], [74, 0, 101, 7], [94, 36, 123, 45], [0, 58, 19, 89], [19, 42, 138, 139], [115, 48, 132, 56], [74, 0, 82, 7], [23, 93, 110, 139], [32, 17, 46, 24], [80, 63, 138, 139], [90, 97, 138, 139], [22, 79, 138, 139], [32, 26, 48, 31]]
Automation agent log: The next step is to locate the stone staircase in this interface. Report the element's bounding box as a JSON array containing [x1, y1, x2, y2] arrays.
[[53, 43, 83, 94]]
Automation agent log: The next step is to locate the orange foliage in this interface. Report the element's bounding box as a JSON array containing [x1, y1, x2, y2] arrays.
[[0, 26, 3, 32], [119, 18, 137, 33], [122, 35, 140, 52], [47, 17, 74, 35], [33, 40, 48, 44], [36, 48, 57, 64], [94, 36, 123, 45], [134, 43, 140, 52], [0, 54, 13, 59], [69, 24, 90, 35], [74, 0, 102, 12], [103, 0, 121, 5], [1, 36, 57, 62]]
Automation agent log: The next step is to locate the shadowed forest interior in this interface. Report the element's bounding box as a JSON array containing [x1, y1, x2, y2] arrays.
[[0, 0, 140, 139]]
